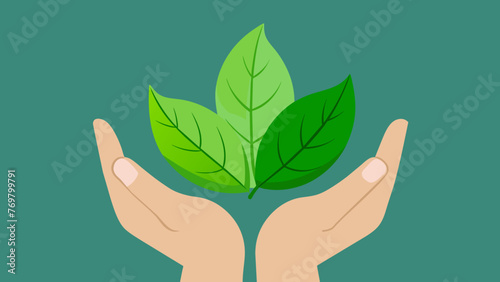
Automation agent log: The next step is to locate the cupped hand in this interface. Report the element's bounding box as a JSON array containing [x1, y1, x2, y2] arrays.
[[94, 119, 244, 282], [256, 119, 408, 282]]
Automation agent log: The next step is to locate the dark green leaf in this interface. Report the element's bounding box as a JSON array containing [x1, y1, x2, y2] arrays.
[[250, 75, 355, 198]]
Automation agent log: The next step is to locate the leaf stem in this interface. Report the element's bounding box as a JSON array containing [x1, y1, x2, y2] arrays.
[[248, 186, 260, 199]]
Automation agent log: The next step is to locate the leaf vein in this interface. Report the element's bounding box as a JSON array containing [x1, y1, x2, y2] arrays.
[[276, 132, 286, 166], [156, 120, 175, 128], [253, 60, 270, 78], [172, 145, 200, 152], [192, 113, 202, 148], [226, 79, 250, 111], [226, 120, 251, 144], [299, 115, 306, 147], [217, 127, 227, 168], [242, 57, 252, 77], [326, 111, 344, 122], [256, 76, 351, 189], [285, 165, 320, 172], [252, 83, 282, 111], [305, 138, 335, 149], [197, 168, 224, 174], [151, 92, 247, 189]]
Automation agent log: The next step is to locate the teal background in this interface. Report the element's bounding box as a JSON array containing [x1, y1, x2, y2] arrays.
[[1, 0, 499, 281]]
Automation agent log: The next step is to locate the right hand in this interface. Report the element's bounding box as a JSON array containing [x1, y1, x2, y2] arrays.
[[256, 119, 408, 282]]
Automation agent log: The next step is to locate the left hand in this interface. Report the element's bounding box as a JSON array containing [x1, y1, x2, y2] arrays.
[[94, 119, 245, 282]]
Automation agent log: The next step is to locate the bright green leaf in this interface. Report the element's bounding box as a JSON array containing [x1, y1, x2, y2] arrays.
[[250, 75, 355, 198], [149, 87, 249, 193], [215, 24, 294, 187]]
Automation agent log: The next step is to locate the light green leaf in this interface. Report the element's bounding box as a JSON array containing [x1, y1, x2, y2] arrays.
[[216, 24, 294, 187], [149, 87, 249, 193], [250, 75, 355, 199]]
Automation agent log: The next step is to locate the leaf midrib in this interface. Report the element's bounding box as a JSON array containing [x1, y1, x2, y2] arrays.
[[226, 27, 283, 172], [248, 27, 264, 175], [152, 93, 247, 189]]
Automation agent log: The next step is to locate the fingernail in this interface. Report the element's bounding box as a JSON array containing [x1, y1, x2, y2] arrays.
[[113, 158, 138, 187], [362, 158, 387, 183]]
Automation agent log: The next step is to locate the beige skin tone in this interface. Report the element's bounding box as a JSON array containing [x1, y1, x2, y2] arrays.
[[94, 119, 245, 282], [95, 118, 407, 282], [256, 119, 408, 282]]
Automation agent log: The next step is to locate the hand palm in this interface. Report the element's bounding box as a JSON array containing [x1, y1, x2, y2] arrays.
[[95, 119, 407, 282], [94, 119, 244, 281], [256, 120, 407, 281]]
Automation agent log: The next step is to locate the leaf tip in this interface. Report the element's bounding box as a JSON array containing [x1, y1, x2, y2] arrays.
[[149, 85, 156, 95], [149, 86, 162, 104], [254, 23, 265, 34], [343, 74, 353, 88]]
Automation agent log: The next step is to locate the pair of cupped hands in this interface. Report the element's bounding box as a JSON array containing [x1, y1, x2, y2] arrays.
[[94, 118, 408, 282]]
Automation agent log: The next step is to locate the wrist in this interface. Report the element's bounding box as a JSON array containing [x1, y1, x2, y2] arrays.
[[181, 254, 244, 282], [256, 253, 320, 282]]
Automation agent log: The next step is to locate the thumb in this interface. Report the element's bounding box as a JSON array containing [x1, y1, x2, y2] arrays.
[[318, 157, 388, 211], [315, 119, 407, 232], [112, 157, 188, 206], [112, 157, 193, 228]]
